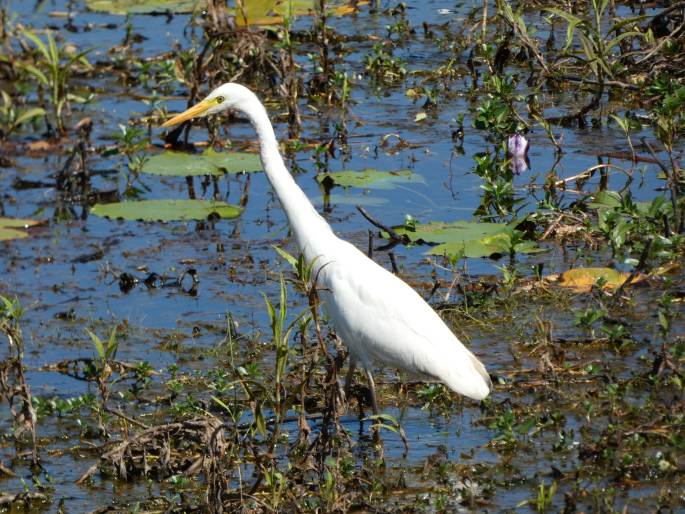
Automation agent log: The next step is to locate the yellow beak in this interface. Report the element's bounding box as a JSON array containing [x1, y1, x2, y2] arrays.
[[161, 99, 213, 128]]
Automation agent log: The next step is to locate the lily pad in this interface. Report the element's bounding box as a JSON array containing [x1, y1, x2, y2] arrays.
[[316, 168, 422, 190], [233, 0, 365, 24], [141, 149, 262, 177], [315, 194, 388, 207], [555, 267, 642, 292], [0, 217, 41, 241], [91, 199, 242, 222], [85, 0, 203, 14], [85, 0, 363, 17], [391, 220, 539, 259]]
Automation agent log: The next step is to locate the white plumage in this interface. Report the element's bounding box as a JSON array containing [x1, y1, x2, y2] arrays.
[[162, 83, 492, 411]]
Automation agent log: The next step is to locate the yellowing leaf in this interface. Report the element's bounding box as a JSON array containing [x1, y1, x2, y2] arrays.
[[555, 267, 646, 292]]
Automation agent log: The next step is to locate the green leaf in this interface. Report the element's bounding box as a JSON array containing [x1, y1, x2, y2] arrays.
[[85, 0, 204, 14], [314, 194, 388, 206], [91, 199, 242, 222], [21, 30, 51, 63], [21, 64, 48, 86], [234, 0, 277, 25], [390, 219, 538, 259], [85, 0, 357, 17], [86, 329, 105, 360], [544, 7, 584, 52], [141, 148, 262, 176], [0, 217, 40, 241], [588, 190, 621, 210], [272, 245, 298, 270], [316, 168, 422, 190], [14, 107, 46, 126], [106, 327, 118, 360]]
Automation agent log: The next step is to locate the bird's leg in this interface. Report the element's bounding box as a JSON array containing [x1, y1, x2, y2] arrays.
[[344, 354, 358, 398], [364, 367, 382, 446], [364, 368, 380, 416]]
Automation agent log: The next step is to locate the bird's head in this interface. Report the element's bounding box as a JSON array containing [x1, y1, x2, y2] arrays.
[[161, 83, 256, 128]]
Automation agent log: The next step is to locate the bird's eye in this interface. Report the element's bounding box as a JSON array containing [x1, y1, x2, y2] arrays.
[[215, 96, 225, 104]]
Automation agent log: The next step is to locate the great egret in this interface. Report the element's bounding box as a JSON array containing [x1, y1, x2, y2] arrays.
[[162, 83, 492, 413]]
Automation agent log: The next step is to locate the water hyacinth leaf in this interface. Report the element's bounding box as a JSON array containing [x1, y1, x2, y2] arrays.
[[91, 199, 242, 222], [391, 220, 538, 259], [589, 190, 670, 217], [85, 0, 203, 14], [0, 217, 41, 241], [316, 168, 422, 190], [588, 190, 622, 210], [141, 148, 262, 177]]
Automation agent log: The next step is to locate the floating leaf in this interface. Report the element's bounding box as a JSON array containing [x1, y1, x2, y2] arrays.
[[85, 0, 203, 14], [234, 0, 282, 25], [141, 148, 262, 177], [321, 194, 388, 206], [85, 0, 361, 18], [91, 199, 242, 222], [0, 217, 41, 241], [316, 168, 422, 190], [228, 0, 366, 25], [391, 220, 539, 259], [555, 267, 647, 292]]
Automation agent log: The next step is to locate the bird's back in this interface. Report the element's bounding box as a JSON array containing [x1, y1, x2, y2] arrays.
[[312, 237, 491, 401]]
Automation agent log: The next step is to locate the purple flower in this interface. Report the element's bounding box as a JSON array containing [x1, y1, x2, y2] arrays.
[[507, 134, 530, 174]]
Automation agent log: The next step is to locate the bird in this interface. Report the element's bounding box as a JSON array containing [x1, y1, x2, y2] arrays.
[[162, 83, 492, 414]]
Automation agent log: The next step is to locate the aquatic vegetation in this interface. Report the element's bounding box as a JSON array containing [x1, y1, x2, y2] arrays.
[[141, 148, 263, 176], [0, 217, 40, 240], [315, 167, 421, 189], [91, 198, 243, 221], [19, 29, 91, 135], [388, 217, 539, 260], [0, 91, 45, 139], [0, 0, 684, 511]]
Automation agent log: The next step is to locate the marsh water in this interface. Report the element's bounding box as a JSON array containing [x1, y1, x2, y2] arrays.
[[1, 0, 684, 512]]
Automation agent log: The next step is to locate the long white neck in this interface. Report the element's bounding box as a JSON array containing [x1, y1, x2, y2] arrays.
[[239, 95, 334, 258]]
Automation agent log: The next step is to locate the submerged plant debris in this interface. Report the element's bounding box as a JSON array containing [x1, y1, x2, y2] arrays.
[[0, 0, 684, 512]]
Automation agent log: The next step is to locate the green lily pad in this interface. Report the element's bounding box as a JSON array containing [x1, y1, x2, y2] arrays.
[[142, 149, 262, 177], [316, 168, 422, 190], [0, 217, 40, 241], [91, 199, 242, 222], [232, 0, 362, 24], [391, 220, 540, 259], [85, 0, 359, 17], [85, 0, 203, 14], [315, 194, 388, 207]]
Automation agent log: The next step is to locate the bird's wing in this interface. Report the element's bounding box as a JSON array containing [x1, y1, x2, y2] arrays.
[[317, 241, 491, 400]]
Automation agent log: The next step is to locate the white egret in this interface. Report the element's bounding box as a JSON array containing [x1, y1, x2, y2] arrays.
[[162, 83, 492, 413]]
